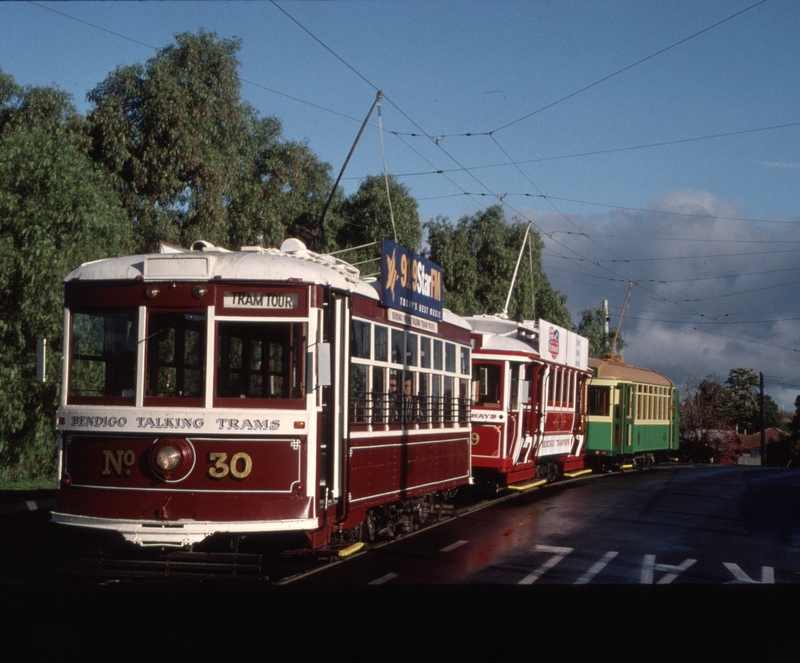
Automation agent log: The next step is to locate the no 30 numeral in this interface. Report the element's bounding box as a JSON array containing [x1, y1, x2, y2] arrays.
[[207, 452, 253, 480]]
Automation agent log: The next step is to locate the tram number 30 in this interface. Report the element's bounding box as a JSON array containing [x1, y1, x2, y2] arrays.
[[207, 452, 253, 480]]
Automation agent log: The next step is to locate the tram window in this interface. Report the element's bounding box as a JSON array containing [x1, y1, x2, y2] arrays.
[[406, 333, 418, 366], [420, 336, 431, 369], [460, 347, 470, 375], [587, 386, 610, 416], [510, 365, 520, 406], [443, 376, 454, 422], [374, 325, 388, 362], [372, 366, 386, 423], [564, 372, 575, 407], [433, 340, 443, 371], [69, 311, 137, 401], [445, 343, 456, 373], [430, 374, 441, 423], [391, 329, 404, 364], [215, 321, 305, 400], [146, 312, 206, 399], [472, 363, 502, 407], [351, 320, 371, 359], [350, 364, 368, 423], [418, 373, 429, 423], [459, 379, 470, 423]]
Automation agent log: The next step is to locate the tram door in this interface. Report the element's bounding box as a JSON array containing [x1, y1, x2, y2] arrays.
[[320, 291, 349, 511], [507, 362, 524, 464], [614, 384, 635, 451]]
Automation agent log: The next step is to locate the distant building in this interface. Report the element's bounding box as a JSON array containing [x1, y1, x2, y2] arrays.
[[737, 428, 791, 466]]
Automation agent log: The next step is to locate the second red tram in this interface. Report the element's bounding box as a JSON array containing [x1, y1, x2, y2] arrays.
[[467, 315, 591, 491], [52, 239, 473, 550]]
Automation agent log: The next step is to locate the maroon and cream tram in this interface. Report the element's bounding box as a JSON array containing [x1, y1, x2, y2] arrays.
[[467, 315, 591, 491], [52, 238, 473, 550]]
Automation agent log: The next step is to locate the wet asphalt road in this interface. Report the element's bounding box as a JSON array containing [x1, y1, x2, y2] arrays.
[[284, 465, 800, 584], [3, 465, 800, 586]]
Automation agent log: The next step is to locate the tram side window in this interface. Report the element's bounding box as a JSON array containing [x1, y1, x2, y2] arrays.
[[443, 376, 454, 422], [420, 336, 431, 369], [351, 320, 371, 359], [587, 385, 610, 416], [391, 329, 404, 364], [445, 343, 456, 373], [69, 311, 137, 401], [216, 321, 305, 400], [374, 326, 388, 362], [460, 347, 470, 375], [430, 374, 441, 423], [433, 339, 443, 371], [146, 312, 206, 399], [350, 364, 369, 422]]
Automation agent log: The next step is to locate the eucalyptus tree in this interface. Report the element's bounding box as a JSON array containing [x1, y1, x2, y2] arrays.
[[0, 71, 131, 478], [87, 30, 334, 253]]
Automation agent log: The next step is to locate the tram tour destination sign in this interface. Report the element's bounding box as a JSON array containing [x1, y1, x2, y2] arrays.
[[381, 238, 444, 323]]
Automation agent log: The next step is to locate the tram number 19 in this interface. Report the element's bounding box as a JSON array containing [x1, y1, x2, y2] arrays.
[[207, 452, 253, 480]]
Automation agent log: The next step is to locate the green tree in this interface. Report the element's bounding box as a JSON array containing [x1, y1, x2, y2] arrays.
[[0, 72, 132, 480], [574, 307, 626, 358], [725, 367, 760, 434], [424, 206, 571, 326], [87, 30, 334, 253]]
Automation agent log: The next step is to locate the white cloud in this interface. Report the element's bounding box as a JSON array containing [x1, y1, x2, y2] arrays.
[[524, 190, 800, 410]]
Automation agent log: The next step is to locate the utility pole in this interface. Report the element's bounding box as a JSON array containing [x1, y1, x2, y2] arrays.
[[759, 372, 766, 465]]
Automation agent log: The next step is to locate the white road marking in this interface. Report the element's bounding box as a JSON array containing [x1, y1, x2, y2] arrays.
[[574, 551, 618, 585], [641, 555, 696, 584], [368, 572, 399, 585], [440, 540, 469, 553], [723, 563, 774, 584], [518, 545, 574, 585]]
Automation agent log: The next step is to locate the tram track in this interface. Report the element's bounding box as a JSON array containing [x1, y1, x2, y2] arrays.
[[270, 467, 628, 584]]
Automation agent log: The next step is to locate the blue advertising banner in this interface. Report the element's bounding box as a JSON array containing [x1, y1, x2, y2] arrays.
[[381, 238, 444, 322]]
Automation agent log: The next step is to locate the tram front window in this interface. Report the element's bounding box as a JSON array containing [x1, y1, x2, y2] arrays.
[[472, 362, 502, 407], [146, 312, 206, 400], [69, 310, 137, 402], [216, 321, 305, 400]]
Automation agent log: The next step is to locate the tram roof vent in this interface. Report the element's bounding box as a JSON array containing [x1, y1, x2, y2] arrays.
[[191, 240, 231, 253], [280, 238, 307, 254]]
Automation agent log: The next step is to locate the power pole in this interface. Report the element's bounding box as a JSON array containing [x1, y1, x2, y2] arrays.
[[760, 372, 766, 465]]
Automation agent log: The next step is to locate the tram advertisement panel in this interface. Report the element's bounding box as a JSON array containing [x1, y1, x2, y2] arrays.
[[381, 238, 443, 322], [539, 320, 588, 371]]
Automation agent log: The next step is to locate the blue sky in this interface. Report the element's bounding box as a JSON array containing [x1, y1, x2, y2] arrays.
[[2, 1, 799, 411]]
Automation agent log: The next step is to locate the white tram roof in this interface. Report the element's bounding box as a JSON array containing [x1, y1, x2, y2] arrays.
[[64, 239, 471, 331], [466, 314, 590, 371]]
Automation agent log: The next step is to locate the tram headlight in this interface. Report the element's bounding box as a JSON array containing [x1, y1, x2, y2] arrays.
[[154, 445, 181, 471], [149, 437, 195, 482]]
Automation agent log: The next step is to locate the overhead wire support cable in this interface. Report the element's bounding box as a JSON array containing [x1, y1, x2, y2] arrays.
[[490, 0, 768, 135]]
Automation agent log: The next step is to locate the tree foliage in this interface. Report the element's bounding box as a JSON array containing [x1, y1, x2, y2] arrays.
[[680, 374, 730, 443], [0, 72, 131, 479], [573, 307, 626, 358], [725, 367, 760, 434], [87, 30, 334, 253], [424, 206, 571, 326]]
